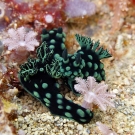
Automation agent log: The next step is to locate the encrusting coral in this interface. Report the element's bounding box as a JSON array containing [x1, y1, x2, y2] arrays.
[[18, 27, 111, 124]]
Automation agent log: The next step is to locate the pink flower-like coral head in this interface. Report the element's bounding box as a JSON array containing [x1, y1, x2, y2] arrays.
[[2, 27, 39, 51], [74, 76, 116, 111]]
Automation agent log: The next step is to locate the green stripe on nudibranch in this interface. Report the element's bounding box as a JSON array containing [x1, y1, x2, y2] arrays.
[[88, 55, 93, 60], [42, 83, 48, 89], [65, 112, 72, 118], [49, 45, 55, 49], [34, 83, 39, 89], [50, 39, 56, 44], [56, 33, 63, 39], [85, 109, 93, 117], [62, 38, 65, 42], [57, 94, 63, 98], [94, 63, 98, 70], [45, 93, 51, 98], [85, 71, 89, 77], [87, 62, 92, 68], [55, 83, 60, 88], [66, 105, 71, 110], [61, 43, 65, 49], [66, 66, 70, 71], [33, 91, 40, 98], [80, 119, 87, 122], [94, 72, 98, 77], [39, 68, 44, 72], [41, 33, 49, 40], [62, 32, 66, 37], [45, 103, 50, 107], [100, 63, 104, 69], [57, 99, 63, 104], [58, 105, 63, 109], [77, 109, 85, 117], [49, 30, 54, 34], [43, 98, 51, 104]]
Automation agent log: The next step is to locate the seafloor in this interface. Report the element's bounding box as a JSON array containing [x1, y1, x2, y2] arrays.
[[0, 0, 135, 135]]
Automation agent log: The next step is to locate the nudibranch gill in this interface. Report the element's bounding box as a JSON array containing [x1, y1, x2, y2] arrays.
[[19, 27, 111, 124]]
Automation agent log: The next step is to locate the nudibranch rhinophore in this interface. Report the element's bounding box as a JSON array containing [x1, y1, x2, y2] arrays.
[[19, 27, 111, 124]]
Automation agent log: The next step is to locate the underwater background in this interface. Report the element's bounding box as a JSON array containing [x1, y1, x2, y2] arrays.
[[0, 0, 135, 135]]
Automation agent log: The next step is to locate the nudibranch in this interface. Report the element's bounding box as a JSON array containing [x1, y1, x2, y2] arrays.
[[19, 27, 111, 124], [59, 34, 111, 94]]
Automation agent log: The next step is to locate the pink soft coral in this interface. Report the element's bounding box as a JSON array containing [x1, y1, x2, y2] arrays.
[[96, 122, 117, 135], [2, 27, 39, 63], [3, 26, 39, 51], [74, 76, 116, 111]]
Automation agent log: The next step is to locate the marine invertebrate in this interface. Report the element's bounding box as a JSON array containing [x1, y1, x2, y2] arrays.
[[19, 28, 111, 123], [19, 28, 93, 124], [3, 27, 39, 51], [2, 26, 39, 63], [59, 34, 111, 93], [74, 76, 116, 111], [96, 122, 117, 135]]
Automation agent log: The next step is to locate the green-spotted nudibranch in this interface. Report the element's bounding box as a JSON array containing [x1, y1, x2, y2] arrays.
[[59, 34, 111, 94], [19, 28, 111, 124]]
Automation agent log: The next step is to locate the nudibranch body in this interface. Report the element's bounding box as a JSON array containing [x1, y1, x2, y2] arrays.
[[59, 34, 111, 93], [19, 27, 111, 124]]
